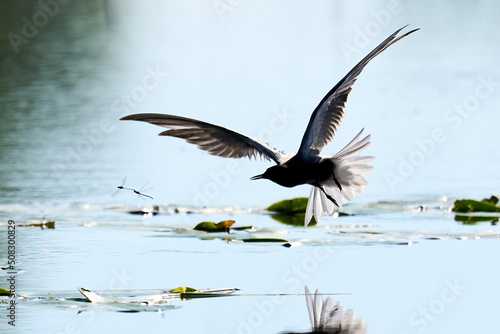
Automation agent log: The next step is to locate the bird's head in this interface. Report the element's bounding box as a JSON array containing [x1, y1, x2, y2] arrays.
[[250, 165, 291, 186]]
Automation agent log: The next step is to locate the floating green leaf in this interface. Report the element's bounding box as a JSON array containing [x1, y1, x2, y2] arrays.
[[271, 213, 317, 226], [452, 195, 500, 213], [266, 197, 309, 213], [169, 286, 199, 293], [266, 198, 348, 226], [193, 220, 235, 232], [0, 287, 11, 296]]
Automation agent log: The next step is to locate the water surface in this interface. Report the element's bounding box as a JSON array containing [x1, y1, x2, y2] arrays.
[[1, 1, 499, 333]]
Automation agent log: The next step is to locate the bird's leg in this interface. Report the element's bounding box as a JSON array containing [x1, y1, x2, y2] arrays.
[[331, 171, 342, 192], [317, 185, 339, 207]]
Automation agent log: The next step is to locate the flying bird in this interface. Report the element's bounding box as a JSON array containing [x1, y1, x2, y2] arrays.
[[121, 26, 418, 225]]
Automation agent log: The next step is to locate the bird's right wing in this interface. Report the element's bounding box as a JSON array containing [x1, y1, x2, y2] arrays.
[[121, 113, 286, 164]]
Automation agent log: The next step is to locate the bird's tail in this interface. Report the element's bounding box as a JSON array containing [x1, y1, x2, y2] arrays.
[[305, 129, 374, 226]]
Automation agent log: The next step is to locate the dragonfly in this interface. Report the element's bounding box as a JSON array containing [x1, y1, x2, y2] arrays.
[[112, 175, 154, 200]]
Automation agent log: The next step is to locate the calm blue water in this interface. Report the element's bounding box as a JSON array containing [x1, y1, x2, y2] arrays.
[[1, 1, 499, 333]]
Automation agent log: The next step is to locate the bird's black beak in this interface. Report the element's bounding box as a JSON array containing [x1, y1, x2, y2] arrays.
[[250, 174, 263, 181]]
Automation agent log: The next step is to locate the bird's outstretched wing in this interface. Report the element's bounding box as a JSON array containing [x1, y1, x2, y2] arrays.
[[120, 114, 286, 164], [297, 26, 419, 159]]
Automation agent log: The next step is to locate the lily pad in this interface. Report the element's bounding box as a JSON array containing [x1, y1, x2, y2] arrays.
[[0, 287, 11, 296], [452, 195, 500, 213], [271, 213, 317, 226], [169, 286, 199, 293], [267, 198, 347, 226], [266, 197, 309, 213], [194, 220, 235, 232]]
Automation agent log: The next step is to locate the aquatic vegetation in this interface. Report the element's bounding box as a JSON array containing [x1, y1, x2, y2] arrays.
[[169, 286, 199, 293], [452, 195, 500, 225], [270, 213, 317, 226], [266, 197, 350, 226], [78, 286, 238, 305], [452, 195, 500, 213], [266, 197, 320, 226], [194, 220, 234, 232], [193, 220, 252, 232], [0, 287, 11, 296], [266, 197, 310, 214], [454, 215, 498, 225], [0, 286, 239, 312], [17, 219, 55, 229]]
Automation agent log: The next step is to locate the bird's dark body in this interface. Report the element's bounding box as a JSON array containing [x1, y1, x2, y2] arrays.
[[259, 157, 335, 188]]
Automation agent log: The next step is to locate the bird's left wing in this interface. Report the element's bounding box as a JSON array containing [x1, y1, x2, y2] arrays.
[[121, 113, 286, 164], [297, 26, 419, 159]]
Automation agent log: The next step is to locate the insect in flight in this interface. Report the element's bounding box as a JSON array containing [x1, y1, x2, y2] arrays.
[[112, 175, 154, 200]]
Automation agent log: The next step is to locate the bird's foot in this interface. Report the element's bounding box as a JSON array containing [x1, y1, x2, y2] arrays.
[[332, 172, 343, 192], [318, 186, 339, 207]]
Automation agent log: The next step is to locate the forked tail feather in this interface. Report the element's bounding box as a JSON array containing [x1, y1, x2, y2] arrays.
[[305, 129, 374, 226]]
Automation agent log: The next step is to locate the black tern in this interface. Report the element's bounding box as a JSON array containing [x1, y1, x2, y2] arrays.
[[121, 26, 418, 225]]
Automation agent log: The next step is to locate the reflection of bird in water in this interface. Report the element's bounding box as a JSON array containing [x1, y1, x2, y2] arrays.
[[303, 286, 366, 334], [112, 175, 153, 200], [121, 26, 417, 225], [285, 286, 366, 334]]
